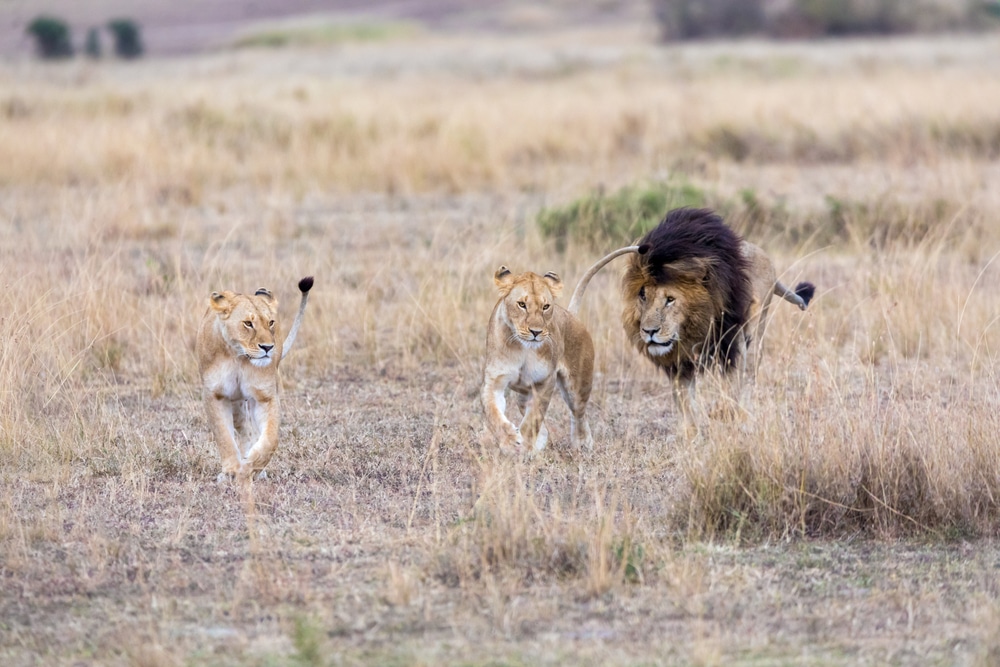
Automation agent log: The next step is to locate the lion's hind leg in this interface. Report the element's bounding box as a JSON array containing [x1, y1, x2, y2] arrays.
[[556, 368, 593, 452]]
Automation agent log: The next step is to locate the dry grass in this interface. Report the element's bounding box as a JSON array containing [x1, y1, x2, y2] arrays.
[[3, 27, 1000, 666]]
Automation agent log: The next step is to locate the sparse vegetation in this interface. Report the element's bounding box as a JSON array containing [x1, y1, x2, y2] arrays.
[[2, 25, 1000, 666], [231, 20, 418, 49]]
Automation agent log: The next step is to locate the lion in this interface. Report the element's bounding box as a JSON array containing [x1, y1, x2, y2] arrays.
[[196, 276, 313, 481], [621, 207, 814, 420], [481, 247, 639, 453]]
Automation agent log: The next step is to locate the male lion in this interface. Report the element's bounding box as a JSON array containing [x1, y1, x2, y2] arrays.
[[482, 247, 638, 453], [621, 207, 814, 420], [196, 276, 313, 481]]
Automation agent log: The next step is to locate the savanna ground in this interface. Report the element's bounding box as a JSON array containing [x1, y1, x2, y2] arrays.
[[4, 21, 1000, 666]]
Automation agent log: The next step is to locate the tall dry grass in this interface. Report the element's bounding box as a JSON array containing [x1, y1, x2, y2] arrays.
[[3, 38, 1000, 195]]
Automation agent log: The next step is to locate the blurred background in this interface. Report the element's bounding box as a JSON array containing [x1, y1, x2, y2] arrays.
[[3, 0, 997, 59]]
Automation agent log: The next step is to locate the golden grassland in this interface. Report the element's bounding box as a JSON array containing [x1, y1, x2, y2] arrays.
[[3, 28, 1000, 665]]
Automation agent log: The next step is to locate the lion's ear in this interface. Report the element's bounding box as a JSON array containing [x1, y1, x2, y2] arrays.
[[494, 266, 513, 290], [697, 259, 714, 284], [254, 287, 274, 301], [209, 291, 233, 315], [671, 257, 713, 283], [542, 272, 563, 296]]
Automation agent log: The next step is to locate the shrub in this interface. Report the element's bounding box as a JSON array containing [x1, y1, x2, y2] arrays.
[[26, 16, 73, 59], [537, 180, 711, 250], [107, 19, 143, 59]]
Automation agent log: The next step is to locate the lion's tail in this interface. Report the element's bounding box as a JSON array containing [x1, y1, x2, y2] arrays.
[[774, 280, 815, 311], [567, 245, 646, 315], [282, 276, 314, 356]]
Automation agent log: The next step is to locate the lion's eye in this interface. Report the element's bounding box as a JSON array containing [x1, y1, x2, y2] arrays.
[[542, 304, 550, 311], [268, 320, 275, 328], [638, 286, 646, 301], [665, 296, 675, 305], [243, 320, 254, 329], [517, 301, 527, 310]]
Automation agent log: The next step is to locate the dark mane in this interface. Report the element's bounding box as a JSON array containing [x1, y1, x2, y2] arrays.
[[636, 207, 751, 372]]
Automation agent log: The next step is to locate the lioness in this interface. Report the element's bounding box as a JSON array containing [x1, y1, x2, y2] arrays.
[[621, 207, 814, 420], [196, 276, 313, 481], [482, 247, 638, 452]]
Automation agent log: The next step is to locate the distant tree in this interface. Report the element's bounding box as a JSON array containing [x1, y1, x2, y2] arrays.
[[84, 27, 102, 58], [26, 16, 73, 59], [107, 19, 143, 59]]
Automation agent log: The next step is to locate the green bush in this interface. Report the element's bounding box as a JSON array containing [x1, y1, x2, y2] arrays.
[[26, 16, 73, 59], [537, 180, 711, 250], [107, 19, 143, 58]]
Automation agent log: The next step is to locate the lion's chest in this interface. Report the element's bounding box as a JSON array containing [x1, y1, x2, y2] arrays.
[[510, 352, 555, 391], [204, 360, 271, 402]]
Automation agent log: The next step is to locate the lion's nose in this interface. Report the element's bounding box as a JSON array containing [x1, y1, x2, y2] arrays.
[[642, 327, 659, 337], [529, 328, 542, 338], [259, 344, 274, 353]]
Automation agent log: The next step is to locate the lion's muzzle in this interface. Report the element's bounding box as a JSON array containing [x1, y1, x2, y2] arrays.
[[248, 344, 275, 367], [643, 329, 677, 356]]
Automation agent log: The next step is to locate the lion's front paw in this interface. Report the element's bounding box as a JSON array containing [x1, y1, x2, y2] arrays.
[[216, 471, 238, 484], [496, 426, 523, 456]]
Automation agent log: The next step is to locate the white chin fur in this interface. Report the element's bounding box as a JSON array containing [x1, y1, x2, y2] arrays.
[[519, 339, 543, 349], [249, 356, 273, 367], [647, 340, 675, 356]]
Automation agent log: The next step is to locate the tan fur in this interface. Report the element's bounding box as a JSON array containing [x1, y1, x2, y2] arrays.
[[622, 241, 805, 419], [196, 279, 311, 480], [481, 267, 595, 452]]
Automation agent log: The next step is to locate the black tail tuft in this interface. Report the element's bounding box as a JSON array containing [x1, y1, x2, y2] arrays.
[[298, 276, 314, 293], [795, 281, 815, 307], [637, 243, 650, 255]]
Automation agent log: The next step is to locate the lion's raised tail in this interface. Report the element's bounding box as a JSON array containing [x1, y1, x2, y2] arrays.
[[774, 280, 815, 311], [567, 245, 646, 315], [282, 276, 314, 356]]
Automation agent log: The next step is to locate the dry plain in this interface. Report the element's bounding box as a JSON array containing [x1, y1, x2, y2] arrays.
[[3, 23, 1000, 666]]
